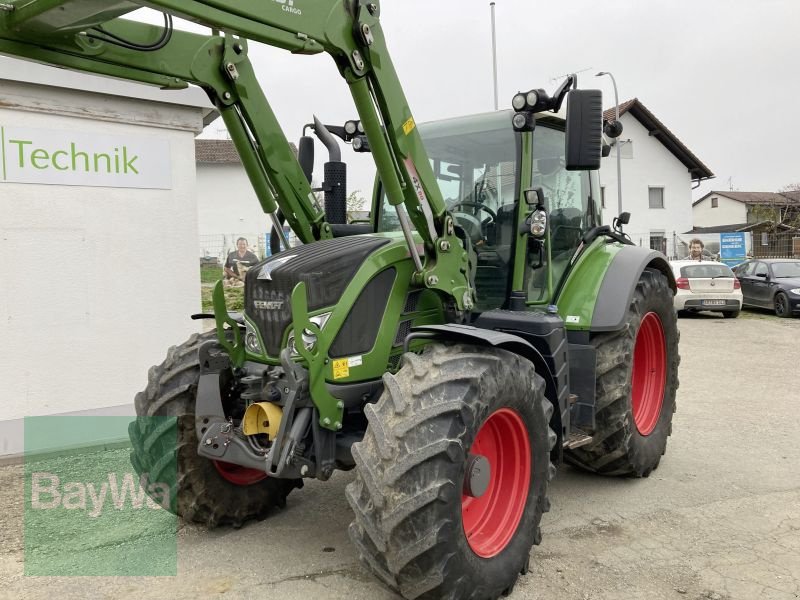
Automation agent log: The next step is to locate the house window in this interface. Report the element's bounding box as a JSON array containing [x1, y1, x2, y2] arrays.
[[649, 187, 665, 209], [711, 197, 718, 208], [600, 186, 606, 209], [650, 231, 666, 253]]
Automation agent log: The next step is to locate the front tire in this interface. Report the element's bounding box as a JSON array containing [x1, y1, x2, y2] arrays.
[[346, 344, 555, 600], [775, 292, 791, 318], [128, 331, 302, 528], [565, 268, 680, 477]]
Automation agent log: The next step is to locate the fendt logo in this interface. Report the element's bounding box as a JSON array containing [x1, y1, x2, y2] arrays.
[[0, 125, 172, 189], [272, 0, 302, 15]]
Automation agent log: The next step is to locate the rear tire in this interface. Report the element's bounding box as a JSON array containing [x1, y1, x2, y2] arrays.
[[565, 268, 679, 477], [775, 292, 790, 318], [129, 331, 302, 528], [347, 344, 555, 600]]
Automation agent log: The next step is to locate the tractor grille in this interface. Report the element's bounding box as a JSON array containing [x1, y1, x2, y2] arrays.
[[245, 236, 390, 356]]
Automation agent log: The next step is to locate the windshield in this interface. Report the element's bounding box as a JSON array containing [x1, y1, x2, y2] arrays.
[[772, 261, 800, 278], [378, 111, 518, 232]]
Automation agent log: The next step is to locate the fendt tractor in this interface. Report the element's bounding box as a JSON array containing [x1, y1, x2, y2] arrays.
[[0, 2, 680, 598]]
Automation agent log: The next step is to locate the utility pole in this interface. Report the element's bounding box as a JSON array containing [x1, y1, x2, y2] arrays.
[[490, 2, 498, 110]]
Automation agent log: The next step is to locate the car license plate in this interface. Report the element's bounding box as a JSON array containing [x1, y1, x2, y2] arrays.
[[702, 300, 725, 306]]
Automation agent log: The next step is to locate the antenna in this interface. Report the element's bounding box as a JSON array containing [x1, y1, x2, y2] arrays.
[[550, 67, 593, 82]]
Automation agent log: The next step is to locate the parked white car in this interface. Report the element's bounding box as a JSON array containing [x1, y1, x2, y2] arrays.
[[669, 260, 743, 318]]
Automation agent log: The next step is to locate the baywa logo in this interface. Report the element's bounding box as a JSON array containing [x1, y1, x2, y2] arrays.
[[273, 0, 302, 15], [24, 416, 178, 576], [31, 471, 170, 518]]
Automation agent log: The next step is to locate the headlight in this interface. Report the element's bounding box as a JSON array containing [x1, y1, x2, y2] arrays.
[[789, 288, 800, 295], [289, 312, 332, 356], [245, 320, 263, 354], [530, 209, 547, 238]]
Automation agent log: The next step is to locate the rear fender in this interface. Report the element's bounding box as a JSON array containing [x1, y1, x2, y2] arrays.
[[590, 247, 675, 332], [556, 242, 676, 333]]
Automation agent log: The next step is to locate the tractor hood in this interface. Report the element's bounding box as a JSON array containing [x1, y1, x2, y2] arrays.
[[245, 235, 391, 357]]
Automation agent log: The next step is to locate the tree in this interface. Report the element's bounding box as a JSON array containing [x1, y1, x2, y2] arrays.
[[749, 183, 800, 231], [346, 190, 367, 212]]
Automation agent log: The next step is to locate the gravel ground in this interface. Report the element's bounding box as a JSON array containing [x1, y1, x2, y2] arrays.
[[1, 310, 798, 599]]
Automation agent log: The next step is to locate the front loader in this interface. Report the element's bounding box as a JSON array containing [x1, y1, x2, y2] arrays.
[[0, 2, 679, 598]]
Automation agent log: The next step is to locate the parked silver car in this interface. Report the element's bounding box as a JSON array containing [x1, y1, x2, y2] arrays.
[[669, 260, 742, 318]]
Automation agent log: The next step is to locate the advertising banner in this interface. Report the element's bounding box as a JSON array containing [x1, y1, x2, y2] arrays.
[[720, 232, 747, 267]]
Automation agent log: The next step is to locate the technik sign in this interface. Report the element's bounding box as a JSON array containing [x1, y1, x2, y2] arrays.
[[0, 126, 172, 189]]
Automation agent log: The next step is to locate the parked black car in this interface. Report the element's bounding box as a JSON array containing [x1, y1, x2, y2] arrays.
[[732, 259, 800, 318]]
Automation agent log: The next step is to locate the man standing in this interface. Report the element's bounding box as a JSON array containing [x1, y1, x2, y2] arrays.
[[224, 237, 260, 281], [683, 238, 710, 261]]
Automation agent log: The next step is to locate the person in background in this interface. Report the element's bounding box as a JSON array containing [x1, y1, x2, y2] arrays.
[[683, 238, 713, 261], [224, 237, 260, 281]]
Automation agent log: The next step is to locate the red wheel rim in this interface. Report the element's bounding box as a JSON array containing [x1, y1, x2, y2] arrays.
[[631, 312, 667, 436], [213, 460, 268, 485], [461, 408, 531, 558]]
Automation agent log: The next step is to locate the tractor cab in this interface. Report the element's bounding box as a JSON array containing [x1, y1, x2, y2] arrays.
[[375, 109, 602, 312]]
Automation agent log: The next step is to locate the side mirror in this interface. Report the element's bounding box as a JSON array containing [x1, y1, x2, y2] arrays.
[[565, 89, 603, 171], [298, 136, 314, 183], [617, 212, 631, 225], [524, 187, 545, 206], [756, 272, 768, 278]]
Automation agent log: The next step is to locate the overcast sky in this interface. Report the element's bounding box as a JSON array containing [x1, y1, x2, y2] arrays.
[[181, 1, 798, 201]]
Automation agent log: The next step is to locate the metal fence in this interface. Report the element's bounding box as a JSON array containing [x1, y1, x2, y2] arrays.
[[625, 230, 800, 262], [749, 231, 800, 258]]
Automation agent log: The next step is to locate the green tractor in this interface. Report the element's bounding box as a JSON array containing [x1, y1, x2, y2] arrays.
[[0, 2, 679, 598]]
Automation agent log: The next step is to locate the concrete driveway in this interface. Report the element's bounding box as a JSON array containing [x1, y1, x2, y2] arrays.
[[1, 311, 798, 599]]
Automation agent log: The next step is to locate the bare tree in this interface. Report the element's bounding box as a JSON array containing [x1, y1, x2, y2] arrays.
[[750, 183, 800, 231]]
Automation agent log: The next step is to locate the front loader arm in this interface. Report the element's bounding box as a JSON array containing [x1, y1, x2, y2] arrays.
[[0, 0, 473, 309]]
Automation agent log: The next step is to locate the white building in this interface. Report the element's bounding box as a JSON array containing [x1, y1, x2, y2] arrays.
[[0, 59, 215, 455], [692, 190, 800, 229], [195, 139, 274, 261], [599, 99, 714, 256]]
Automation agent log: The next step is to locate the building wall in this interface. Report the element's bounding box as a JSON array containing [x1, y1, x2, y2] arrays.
[[599, 115, 694, 252], [0, 81, 204, 433], [195, 162, 274, 259], [692, 194, 746, 227], [196, 163, 270, 236]]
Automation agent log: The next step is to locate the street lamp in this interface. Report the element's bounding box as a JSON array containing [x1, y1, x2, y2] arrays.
[[596, 71, 623, 218]]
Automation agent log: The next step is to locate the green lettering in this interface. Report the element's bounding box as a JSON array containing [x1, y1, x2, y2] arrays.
[[51, 150, 68, 171], [30, 148, 49, 169], [123, 146, 139, 174], [93, 152, 111, 173], [71, 142, 89, 172], [8, 139, 32, 167], [114, 148, 120, 173]]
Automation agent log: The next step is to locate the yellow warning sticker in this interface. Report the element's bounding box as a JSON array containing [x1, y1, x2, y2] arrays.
[[332, 358, 350, 380], [402, 117, 416, 135]]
